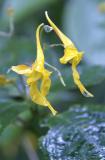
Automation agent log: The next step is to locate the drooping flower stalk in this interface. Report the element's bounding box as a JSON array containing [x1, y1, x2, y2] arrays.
[[45, 11, 93, 97], [11, 23, 57, 115]]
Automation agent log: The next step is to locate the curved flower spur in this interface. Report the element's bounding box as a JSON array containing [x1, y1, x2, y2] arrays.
[[11, 23, 57, 115], [45, 11, 94, 98]]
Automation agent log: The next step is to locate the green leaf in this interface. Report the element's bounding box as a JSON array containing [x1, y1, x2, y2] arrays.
[[0, 101, 31, 133], [0, 109, 34, 153], [39, 105, 105, 159], [0, 37, 34, 70], [0, 100, 32, 151]]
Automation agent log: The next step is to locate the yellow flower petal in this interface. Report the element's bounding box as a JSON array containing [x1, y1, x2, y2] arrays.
[[27, 72, 41, 85], [11, 65, 32, 75], [30, 82, 46, 105], [70, 52, 83, 67], [47, 103, 57, 116], [72, 63, 94, 97], [35, 23, 45, 72], [60, 47, 80, 64], [30, 83, 57, 115], [45, 11, 75, 48], [0, 75, 7, 85], [41, 77, 51, 96], [0, 75, 13, 86]]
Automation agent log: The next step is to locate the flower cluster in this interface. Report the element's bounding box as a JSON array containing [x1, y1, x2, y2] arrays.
[[11, 12, 93, 115]]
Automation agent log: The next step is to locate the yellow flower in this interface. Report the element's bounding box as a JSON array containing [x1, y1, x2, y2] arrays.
[[11, 23, 57, 115], [98, 2, 105, 13], [7, 7, 14, 16], [0, 75, 14, 86], [45, 11, 94, 97]]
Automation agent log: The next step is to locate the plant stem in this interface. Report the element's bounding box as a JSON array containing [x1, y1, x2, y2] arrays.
[[45, 62, 66, 87]]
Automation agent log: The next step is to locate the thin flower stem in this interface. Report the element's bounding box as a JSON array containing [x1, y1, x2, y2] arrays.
[[43, 43, 64, 50], [12, 81, 24, 96], [0, 12, 14, 37], [40, 25, 66, 87], [9, 16, 14, 36], [22, 135, 39, 160], [49, 43, 64, 48], [45, 62, 66, 87], [41, 25, 64, 50], [18, 75, 29, 98]]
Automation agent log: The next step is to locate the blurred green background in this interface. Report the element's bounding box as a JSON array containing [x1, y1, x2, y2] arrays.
[[0, 0, 105, 159]]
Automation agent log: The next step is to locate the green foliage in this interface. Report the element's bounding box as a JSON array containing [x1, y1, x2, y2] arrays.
[[39, 105, 105, 160], [0, 0, 105, 159], [0, 101, 31, 133], [0, 109, 33, 146], [0, 38, 34, 71], [3, 0, 58, 22]]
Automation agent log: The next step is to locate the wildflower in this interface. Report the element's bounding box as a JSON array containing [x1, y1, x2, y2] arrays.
[[11, 23, 57, 115], [45, 11, 93, 97], [0, 75, 14, 86]]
